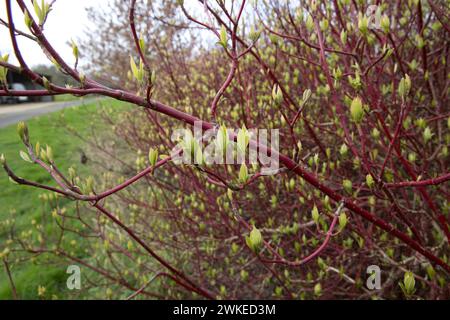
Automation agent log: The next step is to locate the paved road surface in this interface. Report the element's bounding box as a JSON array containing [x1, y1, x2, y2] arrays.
[[0, 98, 100, 128]]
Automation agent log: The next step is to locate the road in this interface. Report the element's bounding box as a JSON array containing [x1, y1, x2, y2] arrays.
[[0, 98, 99, 128]]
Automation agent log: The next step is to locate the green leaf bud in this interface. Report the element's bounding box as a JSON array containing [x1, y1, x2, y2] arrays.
[[423, 126, 433, 143], [46, 145, 53, 163], [350, 97, 364, 123], [19, 150, 32, 163], [17, 121, 29, 145], [339, 212, 348, 231], [239, 163, 248, 184], [272, 84, 283, 105], [219, 25, 227, 48], [342, 179, 352, 194], [380, 15, 390, 33], [148, 148, 158, 167], [246, 225, 262, 253], [311, 205, 320, 223], [366, 174, 374, 188], [398, 74, 411, 101]]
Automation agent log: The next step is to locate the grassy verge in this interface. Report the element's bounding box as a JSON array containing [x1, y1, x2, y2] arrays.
[[0, 99, 129, 299], [53, 94, 87, 102]]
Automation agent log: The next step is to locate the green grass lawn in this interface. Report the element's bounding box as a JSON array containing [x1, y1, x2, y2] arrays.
[[53, 94, 97, 102], [0, 98, 129, 299]]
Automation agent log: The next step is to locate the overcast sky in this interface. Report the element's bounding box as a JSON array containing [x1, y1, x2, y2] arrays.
[[0, 0, 105, 68]]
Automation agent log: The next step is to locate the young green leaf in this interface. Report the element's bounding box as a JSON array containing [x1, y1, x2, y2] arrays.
[[338, 212, 347, 231], [19, 150, 32, 163], [311, 205, 320, 223], [237, 125, 250, 154], [342, 179, 352, 194], [148, 148, 158, 167], [350, 97, 364, 123], [219, 25, 227, 48], [366, 174, 374, 188], [245, 225, 262, 252], [215, 125, 229, 155], [239, 163, 248, 184], [71, 39, 79, 60], [17, 121, 29, 145], [130, 55, 140, 82]]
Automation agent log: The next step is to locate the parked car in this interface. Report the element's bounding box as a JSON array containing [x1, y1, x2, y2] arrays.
[[0, 83, 29, 104]]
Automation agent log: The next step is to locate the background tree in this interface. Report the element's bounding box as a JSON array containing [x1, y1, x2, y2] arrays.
[[32, 64, 77, 86]]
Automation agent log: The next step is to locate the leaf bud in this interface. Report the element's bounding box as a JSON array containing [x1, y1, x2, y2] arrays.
[[245, 225, 262, 253], [350, 97, 364, 123]]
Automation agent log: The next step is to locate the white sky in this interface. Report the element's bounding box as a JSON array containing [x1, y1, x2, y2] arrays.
[[0, 0, 105, 68]]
